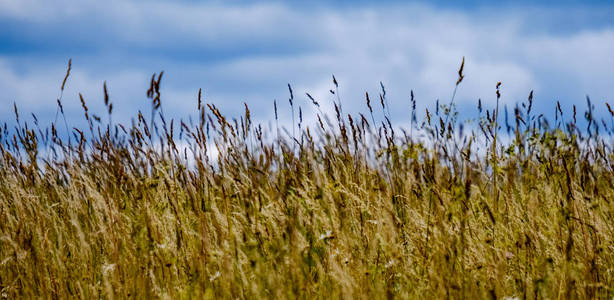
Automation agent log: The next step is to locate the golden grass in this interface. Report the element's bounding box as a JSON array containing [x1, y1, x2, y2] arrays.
[[0, 60, 613, 299]]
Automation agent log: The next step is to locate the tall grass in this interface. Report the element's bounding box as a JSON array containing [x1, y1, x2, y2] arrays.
[[1, 59, 613, 299]]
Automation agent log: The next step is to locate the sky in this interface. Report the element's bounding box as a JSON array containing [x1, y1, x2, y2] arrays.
[[1, 0, 613, 132]]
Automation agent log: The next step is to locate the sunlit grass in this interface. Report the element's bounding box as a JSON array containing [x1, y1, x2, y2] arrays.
[[0, 59, 613, 299]]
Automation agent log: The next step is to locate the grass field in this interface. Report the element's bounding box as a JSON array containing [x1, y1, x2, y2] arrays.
[[1, 62, 613, 299]]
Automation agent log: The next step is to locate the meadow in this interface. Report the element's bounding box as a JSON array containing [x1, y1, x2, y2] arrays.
[[0, 60, 613, 299]]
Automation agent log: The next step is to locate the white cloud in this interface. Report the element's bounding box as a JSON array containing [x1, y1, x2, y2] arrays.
[[0, 1, 613, 129]]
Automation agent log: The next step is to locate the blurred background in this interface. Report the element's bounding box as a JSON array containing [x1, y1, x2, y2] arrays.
[[1, 0, 613, 130]]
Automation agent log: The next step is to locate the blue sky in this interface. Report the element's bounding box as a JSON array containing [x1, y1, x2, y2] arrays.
[[1, 0, 613, 130]]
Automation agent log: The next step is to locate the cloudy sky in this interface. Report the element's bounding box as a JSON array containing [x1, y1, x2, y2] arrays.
[[1, 0, 613, 130]]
